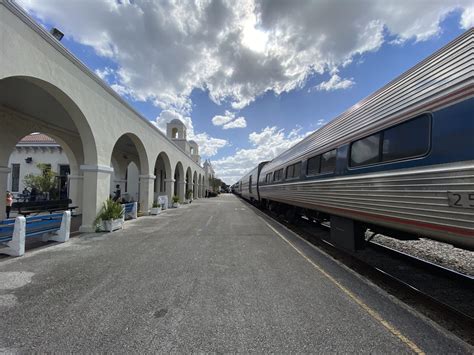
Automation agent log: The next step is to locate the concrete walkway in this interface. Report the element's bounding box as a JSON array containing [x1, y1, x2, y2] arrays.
[[0, 195, 470, 353]]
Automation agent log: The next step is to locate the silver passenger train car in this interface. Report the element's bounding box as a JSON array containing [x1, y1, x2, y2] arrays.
[[236, 29, 474, 250]]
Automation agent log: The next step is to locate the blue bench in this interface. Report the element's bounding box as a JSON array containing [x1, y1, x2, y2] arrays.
[[122, 202, 137, 220], [0, 211, 71, 257]]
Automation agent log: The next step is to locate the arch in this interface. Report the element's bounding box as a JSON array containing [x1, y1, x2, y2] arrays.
[[198, 174, 202, 198], [174, 161, 185, 202], [0, 76, 97, 224], [110, 133, 150, 212], [193, 171, 198, 199], [171, 127, 178, 139], [185, 166, 193, 201], [154, 151, 172, 205]]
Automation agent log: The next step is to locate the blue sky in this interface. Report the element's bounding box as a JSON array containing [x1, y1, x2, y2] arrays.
[[17, 0, 474, 183]]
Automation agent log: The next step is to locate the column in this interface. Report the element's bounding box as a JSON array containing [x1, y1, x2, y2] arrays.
[[79, 164, 113, 233], [164, 178, 175, 208], [0, 166, 11, 220], [139, 174, 155, 215], [67, 174, 83, 215], [177, 181, 186, 203]]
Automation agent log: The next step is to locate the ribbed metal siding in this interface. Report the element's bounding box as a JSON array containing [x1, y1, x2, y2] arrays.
[[260, 162, 474, 243], [262, 29, 474, 175], [240, 166, 258, 200]]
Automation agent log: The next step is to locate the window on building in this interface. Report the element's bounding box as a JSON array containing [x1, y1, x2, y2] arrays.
[[320, 149, 337, 173], [350, 134, 381, 167], [11, 164, 20, 192], [382, 115, 430, 162], [273, 168, 283, 181], [307, 155, 321, 176]]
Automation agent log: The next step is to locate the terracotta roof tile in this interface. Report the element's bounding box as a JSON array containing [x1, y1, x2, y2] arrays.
[[18, 133, 57, 144]]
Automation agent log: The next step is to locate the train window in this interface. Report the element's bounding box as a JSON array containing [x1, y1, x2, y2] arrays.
[[307, 155, 321, 176], [320, 149, 337, 173], [350, 134, 381, 167], [273, 169, 283, 181], [382, 115, 430, 162], [249, 175, 252, 193], [286, 162, 301, 179], [265, 173, 272, 183]]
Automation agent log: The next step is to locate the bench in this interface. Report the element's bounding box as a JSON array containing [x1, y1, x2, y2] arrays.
[[122, 202, 137, 220], [12, 199, 77, 216], [0, 211, 71, 257]]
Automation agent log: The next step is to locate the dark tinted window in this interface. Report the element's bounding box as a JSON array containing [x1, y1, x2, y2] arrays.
[[320, 149, 337, 173], [307, 155, 321, 176], [382, 115, 430, 162], [350, 134, 380, 167], [286, 162, 301, 179], [286, 165, 294, 179], [265, 173, 272, 183], [11, 164, 20, 192], [249, 175, 252, 193], [273, 169, 283, 181]]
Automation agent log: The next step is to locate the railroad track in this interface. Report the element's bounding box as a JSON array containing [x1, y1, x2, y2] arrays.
[[240, 198, 474, 345]]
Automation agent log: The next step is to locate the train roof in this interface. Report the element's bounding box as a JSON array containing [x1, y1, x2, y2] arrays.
[[262, 28, 474, 174]]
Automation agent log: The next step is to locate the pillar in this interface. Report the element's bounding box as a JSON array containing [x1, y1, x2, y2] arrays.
[[67, 174, 83, 215], [139, 174, 155, 215], [177, 181, 186, 203], [79, 164, 113, 233], [164, 178, 175, 208], [0, 166, 11, 220]]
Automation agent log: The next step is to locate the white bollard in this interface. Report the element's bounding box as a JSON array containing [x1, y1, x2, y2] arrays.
[[4, 216, 26, 257], [45, 211, 71, 243]]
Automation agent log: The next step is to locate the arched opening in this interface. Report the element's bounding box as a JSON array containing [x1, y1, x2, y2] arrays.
[[172, 127, 178, 139], [193, 171, 198, 199], [154, 152, 172, 207], [174, 162, 185, 202], [185, 167, 193, 201], [198, 174, 202, 198], [0, 76, 96, 230], [110, 133, 148, 211]]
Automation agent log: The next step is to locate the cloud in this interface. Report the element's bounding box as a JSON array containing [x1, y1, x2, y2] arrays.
[[212, 110, 247, 129], [16, 0, 474, 113], [315, 74, 355, 92], [212, 126, 311, 183], [223, 117, 247, 129], [154, 110, 227, 157]]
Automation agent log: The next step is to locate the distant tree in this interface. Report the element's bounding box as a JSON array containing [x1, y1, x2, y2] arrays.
[[23, 163, 59, 199]]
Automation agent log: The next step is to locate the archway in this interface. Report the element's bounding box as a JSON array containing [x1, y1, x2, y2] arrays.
[[110, 133, 149, 212], [193, 171, 198, 199], [174, 162, 185, 202], [185, 167, 192, 201], [154, 152, 172, 207], [198, 174, 202, 198], [0, 76, 96, 227]]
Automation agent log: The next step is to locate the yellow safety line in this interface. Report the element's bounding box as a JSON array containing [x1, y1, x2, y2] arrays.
[[259, 216, 425, 355]]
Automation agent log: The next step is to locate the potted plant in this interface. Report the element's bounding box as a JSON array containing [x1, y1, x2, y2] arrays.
[[150, 201, 161, 215], [172, 195, 180, 208], [186, 189, 193, 203], [93, 198, 124, 232]]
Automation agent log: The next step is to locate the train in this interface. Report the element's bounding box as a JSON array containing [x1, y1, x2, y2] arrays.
[[234, 28, 474, 250]]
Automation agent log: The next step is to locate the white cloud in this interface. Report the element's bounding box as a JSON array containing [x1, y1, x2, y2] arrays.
[[223, 117, 247, 129], [212, 111, 247, 129], [16, 0, 474, 112], [315, 74, 355, 92], [212, 126, 311, 183], [154, 110, 227, 157]]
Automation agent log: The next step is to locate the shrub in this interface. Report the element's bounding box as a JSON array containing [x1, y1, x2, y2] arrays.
[[152, 202, 160, 208], [93, 199, 124, 228], [172, 195, 180, 203]]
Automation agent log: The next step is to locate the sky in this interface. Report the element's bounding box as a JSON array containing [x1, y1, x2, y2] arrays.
[[16, 0, 474, 184]]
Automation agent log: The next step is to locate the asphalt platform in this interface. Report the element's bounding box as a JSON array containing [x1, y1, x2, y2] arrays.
[[0, 194, 471, 353]]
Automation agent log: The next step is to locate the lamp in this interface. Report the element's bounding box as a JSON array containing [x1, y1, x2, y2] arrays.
[[25, 157, 32, 164], [50, 28, 64, 41]]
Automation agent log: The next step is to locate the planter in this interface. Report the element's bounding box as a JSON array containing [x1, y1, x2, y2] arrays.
[[172, 202, 180, 208], [101, 218, 124, 232], [150, 207, 161, 215]]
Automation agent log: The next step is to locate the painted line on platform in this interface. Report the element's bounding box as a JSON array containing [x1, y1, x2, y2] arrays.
[[258, 216, 425, 355]]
